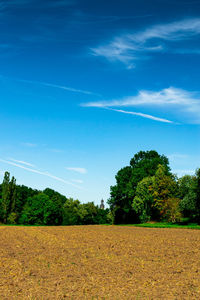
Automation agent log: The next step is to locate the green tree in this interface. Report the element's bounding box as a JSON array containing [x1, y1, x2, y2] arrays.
[[108, 166, 132, 211], [43, 188, 65, 224], [178, 175, 197, 219], [1, 172, 17, 223], [195, 168, 200, 223], [19, 193, 50, 225], [108, 150, 170, 224], [43, 197, 62, 225], [7, 212, 18, 224], [43, 188, 67, 205], [79, 202, 98, 225], [152, 165, 181, 222], [130, 150, 170, 177], [9, 176, 17, 213], [132, 176, 154, 223], [62, 198, 81, 225], [164, 197, 182, 223], [0, 171, 112, 226], [15, 185, 39, 216], [1, 172, 10, 222], [0, 198, 3, 222], [94, 207, 111, 224]]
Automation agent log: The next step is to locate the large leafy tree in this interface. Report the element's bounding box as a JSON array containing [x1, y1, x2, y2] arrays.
[[130, 150, 170, 177], [78, 202, 98, 225], [62, 198, 81, 225], [178, 175, 197, 219], [19, 193, 61, 225], [43, 188, 67, 206], [108, 150, 170, 224], [62, 199, 108, 225], [108, 166, 132, 211], [178, 170, 200, 223], [132, 176, 154, 223], [94, 207, 110, 224], [19, 193, 49, 225], [15, 185, 39, 216], [151, 165, 181, 222], [43, 188, 65, 224], [132, 165, 181, 223]]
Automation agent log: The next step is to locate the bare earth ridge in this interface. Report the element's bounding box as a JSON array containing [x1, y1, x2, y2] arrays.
[[0, 225, 200, 299]]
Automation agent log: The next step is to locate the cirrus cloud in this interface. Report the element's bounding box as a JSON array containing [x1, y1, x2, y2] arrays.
[[82, 87, 200, 124], [8, 158, 35, 168], [91, 18, 200, 68], [0, 158, 82, 189], [66, 167, 87, 174]]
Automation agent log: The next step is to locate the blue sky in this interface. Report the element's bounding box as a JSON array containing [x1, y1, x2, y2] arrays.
[[0, 0, 200, 205]]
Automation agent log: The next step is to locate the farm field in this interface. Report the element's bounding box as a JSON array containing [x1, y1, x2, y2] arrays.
[[0, 225, 200, 299]]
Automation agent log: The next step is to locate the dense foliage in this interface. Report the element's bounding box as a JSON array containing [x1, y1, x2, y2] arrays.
[[1, 150, 199, 226], [0, 172, 110, 225], [108, 150, 200, 224]]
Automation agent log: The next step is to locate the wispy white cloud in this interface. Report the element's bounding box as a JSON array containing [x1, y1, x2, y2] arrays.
[[106, 108, 173, 123], [66, 167, 87, 174], [8, 158, 35, 168], [0, 75, 100, 97], [14, 78, 101, 96], [82, 87, 200, 123], [83, 87, 199, 108], [131, 18, 200, 42], [91, 18, 200, 68], [0, 159, 82, 189]]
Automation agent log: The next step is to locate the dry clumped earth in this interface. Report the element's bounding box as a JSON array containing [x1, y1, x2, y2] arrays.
[[0, 225, 200, 299]]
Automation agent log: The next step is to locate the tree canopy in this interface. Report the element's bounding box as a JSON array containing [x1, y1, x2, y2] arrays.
[[0, 150, 199, 226], [108, 150, 171, 224], [0, 172, 110, 226], [108, 150, 200, 225]]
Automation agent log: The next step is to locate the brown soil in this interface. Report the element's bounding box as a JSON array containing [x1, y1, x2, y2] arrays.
[[0, 225, 200, 299]]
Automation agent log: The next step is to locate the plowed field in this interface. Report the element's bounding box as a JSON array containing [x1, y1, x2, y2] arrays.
[[0, 225, 200, 299]]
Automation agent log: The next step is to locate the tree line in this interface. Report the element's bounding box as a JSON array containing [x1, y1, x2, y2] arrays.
[[0, 150, 199, 226], [0, 172, 110, 225], [108, 150, 200, 224]]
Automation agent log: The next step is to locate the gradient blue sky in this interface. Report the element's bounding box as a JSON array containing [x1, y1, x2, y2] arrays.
[[0, 0, 200, 205]]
